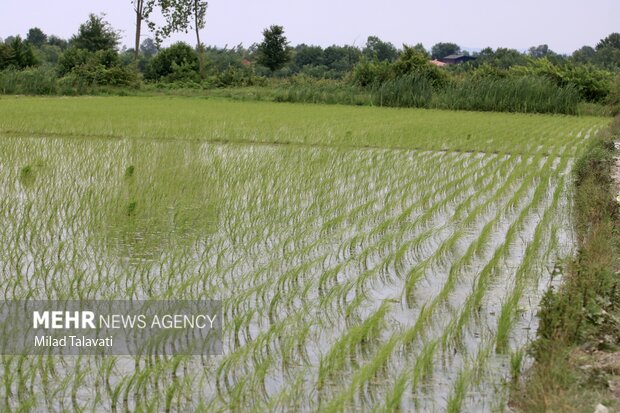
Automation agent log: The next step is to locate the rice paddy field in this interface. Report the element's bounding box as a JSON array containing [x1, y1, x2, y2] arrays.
[[0, 96, 609, 412]]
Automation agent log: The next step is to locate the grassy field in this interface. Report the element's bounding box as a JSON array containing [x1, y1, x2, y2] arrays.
[[0, 96, 610, 412]]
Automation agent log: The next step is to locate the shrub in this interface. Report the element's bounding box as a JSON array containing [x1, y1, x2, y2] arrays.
[[144, 42, 199, 82]]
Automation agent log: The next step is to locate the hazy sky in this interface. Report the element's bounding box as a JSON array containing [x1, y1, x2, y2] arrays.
[[3, 0, 619, 54]]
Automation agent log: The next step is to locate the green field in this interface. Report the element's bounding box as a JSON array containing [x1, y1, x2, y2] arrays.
[[0, 96, 609, 412]]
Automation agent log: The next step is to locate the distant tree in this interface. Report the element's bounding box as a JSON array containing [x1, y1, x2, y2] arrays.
[[410, 43, 429, 58], [363, 36, 398, 62], [294, 44, 324, 68], [140, 38, 158, 58], [528, 44, 552, 58], [47, 35, 68, 50], [431, 42, 461, 59], [0, 36, 37, 69], [475, 47, 526, 69], [71, 14, 120, 52], [571, 46, 596, 64], [596, 33, 620, 50], [257, 25, 291, 72], [26, 27, 47, 48]]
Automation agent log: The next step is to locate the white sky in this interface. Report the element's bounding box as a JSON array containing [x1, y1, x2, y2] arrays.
[[2, 0, 619, 54]]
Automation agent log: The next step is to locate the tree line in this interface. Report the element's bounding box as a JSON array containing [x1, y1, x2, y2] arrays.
[[0, 10, 619, 113]]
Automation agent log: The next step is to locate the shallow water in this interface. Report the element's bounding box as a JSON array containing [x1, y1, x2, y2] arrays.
[[0, 136, 578, 412]]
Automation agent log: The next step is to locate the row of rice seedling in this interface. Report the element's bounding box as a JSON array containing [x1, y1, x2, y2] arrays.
[[0, 97, 607, 155], [0, 101, 604, 411]]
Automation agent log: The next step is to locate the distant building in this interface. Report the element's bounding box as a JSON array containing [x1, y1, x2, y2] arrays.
[[439, 54, 476, 65], [430, 59, 447, 67]]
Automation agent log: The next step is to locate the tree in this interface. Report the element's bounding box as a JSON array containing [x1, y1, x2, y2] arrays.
[[410, 43, 429, 58], [149, 0, 208, 78], [431, 42, 461, 59], [26, 27, 47, 48], [140, 38, 158, 58], [47, 35, 68, 50], [144, 42, 199, 81], [257, 25, 291, 72], [0, 36, 37, 69], [528, 44, 551, 58], [596, 33, 620, 51], [571, 46, 596, 64], [131, 0, 156, 63], [294, 44, 323, 68], [363, 36, 398, 62], [71, 14, 120, 52]]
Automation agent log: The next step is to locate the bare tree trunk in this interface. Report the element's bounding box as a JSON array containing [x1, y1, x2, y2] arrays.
[[134, 0, 144, 67], [194, 0, 205, 79]]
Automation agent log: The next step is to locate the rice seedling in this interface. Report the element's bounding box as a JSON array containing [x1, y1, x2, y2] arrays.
[[0, 96, 605, 411]]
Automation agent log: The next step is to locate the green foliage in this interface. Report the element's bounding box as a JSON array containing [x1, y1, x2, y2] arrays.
[[596, 32, 620, 51], [436, 76, 579, 114], [214, 66, 259, 87], [475, 47, 527, 69], [349, 58, 392, 87], [70, 14, 120, 52], [26, 27, 47, 48], [0, 67, 57, 95], [69, 63, 138, 87], [294, 44, 323, 68], [47, 35, 68, 50], [431, 42, 461, 59], [510, 58, 613, 102], [257, 25, 291, 72], [0, 36, 37, 70], [57, 47, 90, 76], [56, 46, 136, 88], [362, 35, 398, 62], [144, 42, 199, 82], [391, 45, 448, 87]]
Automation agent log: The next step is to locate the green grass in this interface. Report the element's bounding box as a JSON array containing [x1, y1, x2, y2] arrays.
[[0, 96, 610, 411]]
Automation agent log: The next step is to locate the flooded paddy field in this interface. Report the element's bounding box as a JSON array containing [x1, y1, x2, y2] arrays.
[[0, 97, 609, 412]]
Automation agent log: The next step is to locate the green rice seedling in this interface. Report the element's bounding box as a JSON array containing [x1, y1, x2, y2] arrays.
[[0, 98, 603, 412]]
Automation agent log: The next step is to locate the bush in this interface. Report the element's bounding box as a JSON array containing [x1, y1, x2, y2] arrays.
[[57, 47, 90, 76], [214, 66, 260, 87], [144, 42, 199, 82]]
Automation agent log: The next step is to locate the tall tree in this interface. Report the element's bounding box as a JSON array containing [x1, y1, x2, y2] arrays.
[[131, 0, 156, 64], [71, 14, 120, 52], [150, 0, 208, 78], [257, 25, 291, 72]]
